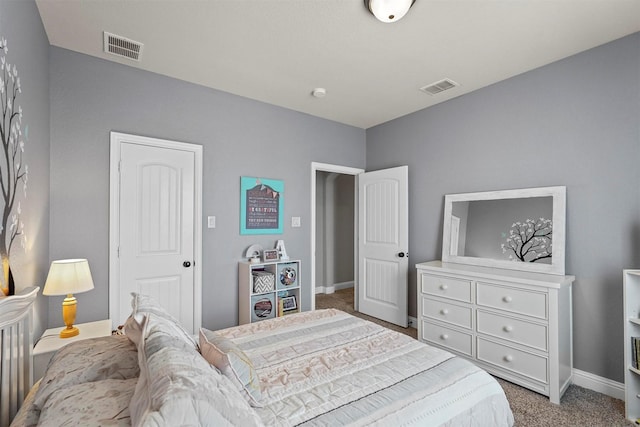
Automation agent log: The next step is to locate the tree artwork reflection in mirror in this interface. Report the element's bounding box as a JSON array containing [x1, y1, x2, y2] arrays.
[[442, 187, 566, 275], [502, 217, 552, 263]]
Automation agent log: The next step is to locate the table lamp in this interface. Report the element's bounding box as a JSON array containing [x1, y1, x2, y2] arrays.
[[43, 259, 95, 338]]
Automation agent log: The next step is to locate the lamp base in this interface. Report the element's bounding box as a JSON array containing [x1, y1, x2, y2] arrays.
[[60, 294, 79, 339], [59, 326, 79, 338]]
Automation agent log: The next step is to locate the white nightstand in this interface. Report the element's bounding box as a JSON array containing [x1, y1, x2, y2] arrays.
[[33, 319, 112, 381]]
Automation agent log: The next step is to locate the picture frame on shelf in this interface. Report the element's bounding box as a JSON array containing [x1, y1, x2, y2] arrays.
[[263, 249, 279, 262], [281, 295, 297, 312]]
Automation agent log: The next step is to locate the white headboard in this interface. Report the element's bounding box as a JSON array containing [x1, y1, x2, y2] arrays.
[[0, 286, 39, 426]]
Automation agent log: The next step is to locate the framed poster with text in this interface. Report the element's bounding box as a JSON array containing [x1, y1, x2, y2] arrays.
[[240, 176, 284, 235]]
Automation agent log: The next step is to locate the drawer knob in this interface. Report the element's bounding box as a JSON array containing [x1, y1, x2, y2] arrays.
[[440, 309, 449, 315], [502, 296, 513, 303], [503, 325, 513, 332], [440, 284, 448, 290], [440, 334, 449, 340], [504, 355, 514, 362]]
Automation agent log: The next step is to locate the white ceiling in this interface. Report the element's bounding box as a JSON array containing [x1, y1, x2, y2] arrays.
[[35, 0, 640, 129]]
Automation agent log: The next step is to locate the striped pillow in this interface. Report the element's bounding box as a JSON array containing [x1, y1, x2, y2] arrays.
[[199, 328, 262, 407]]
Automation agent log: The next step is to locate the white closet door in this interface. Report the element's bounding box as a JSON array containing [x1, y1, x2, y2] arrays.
[[118, 142, 195, 332]]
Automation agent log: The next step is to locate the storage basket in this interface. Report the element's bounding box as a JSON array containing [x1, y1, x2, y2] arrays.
[[251, 293, 275, 322], [252, 271, 275, 293]]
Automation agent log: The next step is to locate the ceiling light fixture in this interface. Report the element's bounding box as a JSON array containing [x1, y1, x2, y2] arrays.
[[366, 0, 415, 23]]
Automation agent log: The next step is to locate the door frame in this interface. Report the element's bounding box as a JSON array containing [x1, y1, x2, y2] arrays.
[[108, 132, 203, 330], [310, 162, 364, 311]]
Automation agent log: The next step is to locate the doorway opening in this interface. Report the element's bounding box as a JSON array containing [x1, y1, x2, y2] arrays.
[[315, 171, 355, 309], [310, 163, 410, 330], [310, 163, 363, 312]]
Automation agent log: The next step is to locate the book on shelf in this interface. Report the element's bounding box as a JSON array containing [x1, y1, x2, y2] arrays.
[[632, 337, 640, 369]]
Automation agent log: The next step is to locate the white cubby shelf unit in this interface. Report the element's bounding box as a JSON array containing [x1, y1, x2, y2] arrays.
[[624, 269, 640, 423], [239, 259, 301, 325]]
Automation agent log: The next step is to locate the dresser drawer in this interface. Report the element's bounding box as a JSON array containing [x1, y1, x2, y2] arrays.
[[477, 310, 548, 351], [476, 282, 547, 319], [422, 321, 473, 356], [477, 338, 548, 384], [422, 297, 472, 329], [421, 274, 472, 303]]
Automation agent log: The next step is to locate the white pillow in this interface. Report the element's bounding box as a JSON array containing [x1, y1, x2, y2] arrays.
[[123, 312, 144, 346], [199, 328, 262, 407], [128, 292, 197, 349], [129, 314, 263, 427]]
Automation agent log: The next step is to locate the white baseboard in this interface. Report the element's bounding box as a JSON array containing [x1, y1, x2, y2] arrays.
[[572, 368, 625, 401], [334, 281, 354, 291], [315, 281, 354, 295]]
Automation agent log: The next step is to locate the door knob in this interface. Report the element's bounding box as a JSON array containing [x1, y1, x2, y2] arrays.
[[183, 261, 192, 268], [398, 252, 406, 257]]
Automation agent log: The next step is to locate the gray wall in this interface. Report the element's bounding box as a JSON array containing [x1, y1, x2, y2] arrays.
[[366, 33, 640, 383], [49, 47, 366, 329], [333, 174, 354, 283], [0, 0, 50, 337], [315, 172, 327, 289]]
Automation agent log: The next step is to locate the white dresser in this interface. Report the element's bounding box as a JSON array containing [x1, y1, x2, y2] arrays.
[[417, 260, 574, 404]]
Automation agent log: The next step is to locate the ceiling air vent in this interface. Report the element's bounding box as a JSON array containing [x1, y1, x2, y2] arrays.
[[420, 78, 459, 96], [103, 32, 143, 61]]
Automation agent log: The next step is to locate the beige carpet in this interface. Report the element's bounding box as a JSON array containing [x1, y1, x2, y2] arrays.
[[316, 288, 632, 427]]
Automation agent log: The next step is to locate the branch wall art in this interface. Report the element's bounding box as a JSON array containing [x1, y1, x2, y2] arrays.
[[0, 36, 29, 296]]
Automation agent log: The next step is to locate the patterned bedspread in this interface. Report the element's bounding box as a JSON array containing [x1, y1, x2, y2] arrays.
[[216, 309, 514, 426], [12, 309, 513, 426]]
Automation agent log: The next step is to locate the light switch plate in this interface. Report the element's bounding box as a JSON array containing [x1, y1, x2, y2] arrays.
[[291, 216, 301, 227], [207, 216, 216, 228]]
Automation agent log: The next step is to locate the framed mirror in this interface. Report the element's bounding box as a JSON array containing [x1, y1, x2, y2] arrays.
[[442, 186, 566, 275]]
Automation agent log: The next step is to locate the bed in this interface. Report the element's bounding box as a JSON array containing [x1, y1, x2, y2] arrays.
[[9, 293, 514, 426], [0, 286, 39, 427]]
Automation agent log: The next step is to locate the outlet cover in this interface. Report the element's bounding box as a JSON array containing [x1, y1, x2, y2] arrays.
[[291, 217, 301, 227]]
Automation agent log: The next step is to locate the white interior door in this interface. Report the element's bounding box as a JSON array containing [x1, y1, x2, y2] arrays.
[[358, 166, 408, 327], [110, 134, 200, 334]]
